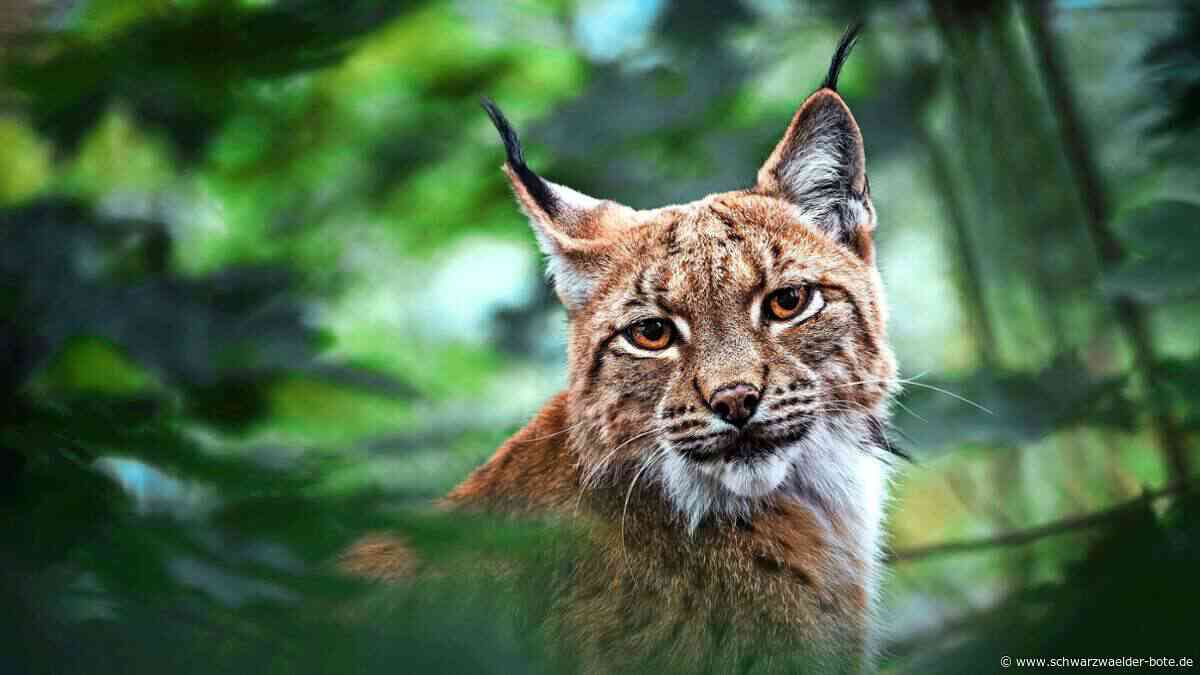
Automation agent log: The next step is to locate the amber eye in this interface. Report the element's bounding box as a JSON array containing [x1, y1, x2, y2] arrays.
[[625, 318, 675, 351], [765, 286, 810, 321]]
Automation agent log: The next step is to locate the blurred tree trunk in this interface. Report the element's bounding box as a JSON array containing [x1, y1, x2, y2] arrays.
[[929, 0, 1078, 366], [1023, 0, 1192, 483], [926, 0, 1073, 590], [920, 124, 1001, 369]]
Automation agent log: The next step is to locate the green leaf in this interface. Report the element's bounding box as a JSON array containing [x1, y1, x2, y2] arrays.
[[896, 357, 1135, 454], [1102, 200, 1200, 302]]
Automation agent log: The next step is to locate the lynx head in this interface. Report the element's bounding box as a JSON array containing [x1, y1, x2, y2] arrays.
[[485, 25, 899, 531]]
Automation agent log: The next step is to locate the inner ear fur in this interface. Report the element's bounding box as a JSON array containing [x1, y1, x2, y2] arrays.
[[754, 24, 876, 260], [757, 89, 867, 200], [482, 97, 625, 311]]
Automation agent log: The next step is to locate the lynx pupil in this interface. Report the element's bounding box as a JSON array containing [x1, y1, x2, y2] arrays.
[[628, 318, 672, 350], [767, 286, 807, 321]]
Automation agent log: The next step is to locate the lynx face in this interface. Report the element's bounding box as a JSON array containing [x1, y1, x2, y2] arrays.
[[563, 194, 896, 529], [484, 28, 897, 530]]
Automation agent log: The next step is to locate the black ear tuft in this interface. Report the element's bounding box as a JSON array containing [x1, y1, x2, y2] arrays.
[[480, 97, 559, 218], [480, 97, 525, 168], [822, 21, 864, 92]]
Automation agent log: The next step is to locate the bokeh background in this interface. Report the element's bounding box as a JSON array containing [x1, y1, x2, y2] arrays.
[[2, 1, 1198, 673]]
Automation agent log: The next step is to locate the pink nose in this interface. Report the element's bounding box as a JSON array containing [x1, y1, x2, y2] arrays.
[[709, 383, 760, 428]]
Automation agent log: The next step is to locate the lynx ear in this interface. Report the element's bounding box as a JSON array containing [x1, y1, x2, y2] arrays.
[[482, 98, 617, 312], [755, 24, 875, 259]]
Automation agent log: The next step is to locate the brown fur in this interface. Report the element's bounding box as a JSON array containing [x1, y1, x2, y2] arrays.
[[444, 397, 874, 674], [339, 533, 418, 582]]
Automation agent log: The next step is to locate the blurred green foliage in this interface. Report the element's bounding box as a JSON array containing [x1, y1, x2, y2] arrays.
[[1, 0, 1198, 673]]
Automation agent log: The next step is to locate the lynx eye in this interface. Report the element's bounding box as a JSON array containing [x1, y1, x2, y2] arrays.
[[624, 318, 675, 351], [765, 286, 811, 321]]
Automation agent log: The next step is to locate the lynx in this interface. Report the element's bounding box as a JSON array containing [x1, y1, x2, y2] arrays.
[[344, 24, 902, 674]]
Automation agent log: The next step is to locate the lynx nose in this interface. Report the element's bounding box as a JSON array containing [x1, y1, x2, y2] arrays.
[[709, 383, 760, 428]]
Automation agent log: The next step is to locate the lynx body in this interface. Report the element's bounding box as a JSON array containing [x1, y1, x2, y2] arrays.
[[345, 26, 901, 674]]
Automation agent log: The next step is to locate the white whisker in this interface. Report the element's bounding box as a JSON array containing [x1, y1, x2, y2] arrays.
[[898, 380, 994, 415], [514, 418, 591, 444], [890, 397, 928, 424], [621, 446, 666, 572], [820, 375, 995, 416], [581, 427, 661, 488]]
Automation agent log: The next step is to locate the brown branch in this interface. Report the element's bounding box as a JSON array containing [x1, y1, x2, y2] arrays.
[[889, 481, 1193, 563]]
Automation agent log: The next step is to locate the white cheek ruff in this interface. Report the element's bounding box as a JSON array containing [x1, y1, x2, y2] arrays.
[[660, 452, 726, 533], [786, 419, 891, 561], [655, 416, 890, 556], [697, 450, 795, 497], [659, 442, 805, 533]]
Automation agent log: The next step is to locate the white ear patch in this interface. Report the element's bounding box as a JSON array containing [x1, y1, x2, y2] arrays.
[[779, 136, 844, 208], [755, 90, 873, 251], [484, 99, 615, 313], [522, 181, 608, 312], [546, 179, 603, 214], [542, 253, 594, 311]]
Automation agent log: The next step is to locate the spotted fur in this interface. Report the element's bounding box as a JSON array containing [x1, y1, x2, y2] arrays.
[[345, 23, 899, 674]]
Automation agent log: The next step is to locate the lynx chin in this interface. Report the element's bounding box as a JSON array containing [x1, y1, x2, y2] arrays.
[[344, 23, 906, 675]]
